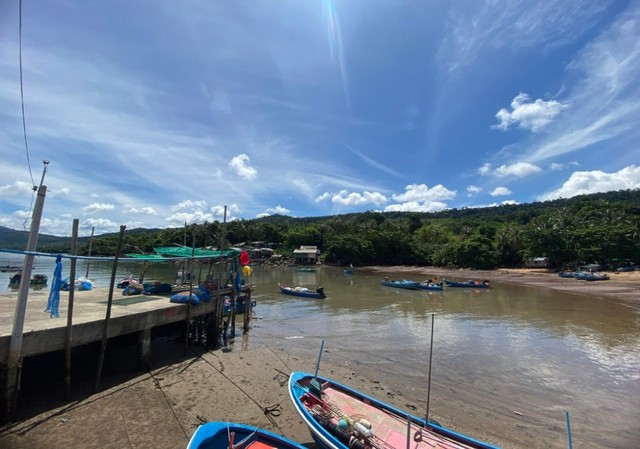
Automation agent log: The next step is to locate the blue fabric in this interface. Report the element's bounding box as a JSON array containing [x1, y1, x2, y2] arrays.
[[45, 255, 63, 318]]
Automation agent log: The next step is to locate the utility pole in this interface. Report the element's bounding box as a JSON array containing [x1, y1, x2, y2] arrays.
[[3, 161, 49, 422]]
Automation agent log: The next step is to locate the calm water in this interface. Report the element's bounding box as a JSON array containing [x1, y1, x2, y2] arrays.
[[2, 254, 639, 448]]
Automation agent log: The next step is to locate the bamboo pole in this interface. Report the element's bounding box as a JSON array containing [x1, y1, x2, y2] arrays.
[[94, 225, 126, 393], [65, 219, 79, 399]]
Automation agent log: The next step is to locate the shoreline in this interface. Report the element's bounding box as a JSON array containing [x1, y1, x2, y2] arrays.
[[361, 266, 640, 307]]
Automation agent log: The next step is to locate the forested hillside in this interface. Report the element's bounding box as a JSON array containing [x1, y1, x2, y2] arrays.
[[5, 189, 640, 270]]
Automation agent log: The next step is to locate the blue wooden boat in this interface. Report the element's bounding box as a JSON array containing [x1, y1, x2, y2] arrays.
[[381, 278, 420, 290], [187, 421, 308, 449], [585, 273, 609, 281], [279, 283, 326, 299], [289, 371, 501, 449], [444, 279, 490, 289], [417, 281, 444, 291], [558, 271, 578, 278]]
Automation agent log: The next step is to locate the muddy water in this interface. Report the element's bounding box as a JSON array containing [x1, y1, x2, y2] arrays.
[[2, 256, 638, 448], [243, 266, 640, 449]]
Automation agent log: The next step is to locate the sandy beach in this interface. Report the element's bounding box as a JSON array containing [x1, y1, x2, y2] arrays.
[[0, 267, 638, 449]]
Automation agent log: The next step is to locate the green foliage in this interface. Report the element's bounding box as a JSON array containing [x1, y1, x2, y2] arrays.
[[5, 189, 638, 270]]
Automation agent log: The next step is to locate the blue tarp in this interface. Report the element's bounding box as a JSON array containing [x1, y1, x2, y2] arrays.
[[44, 255, 63, 318]]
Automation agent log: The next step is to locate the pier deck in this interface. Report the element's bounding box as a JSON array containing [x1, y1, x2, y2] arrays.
[[0, 285, 247, 364]]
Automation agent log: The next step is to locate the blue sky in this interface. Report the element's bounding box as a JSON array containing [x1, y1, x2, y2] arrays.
[[1, 1, 639, 237]]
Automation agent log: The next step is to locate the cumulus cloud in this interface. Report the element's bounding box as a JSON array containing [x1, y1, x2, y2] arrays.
[[539, 165, 640, 200], [384, 184, 456, 212], [210, 204, 240, 219], [467, 185, 482, 195], [384, 201, 448, 212], [0, 181, 36, 197], [479, 164, 492, 176], [229, 154, 257, 180], [124, 206, 157, 215], [165, 210, 214, 225], [490, 187, 512, 196], [332, 190, 387, 206], [494, 162, 542, 177], [391, 184, 456, 202], [314, 192, 331, 203], [82, 203, 115, 214], [171, 200, 207, 211], [264, 205, 291, 215], [493, 93, 567, 132]]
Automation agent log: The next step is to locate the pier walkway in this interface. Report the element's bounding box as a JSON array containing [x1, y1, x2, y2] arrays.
[[0, 285, 250, 365]]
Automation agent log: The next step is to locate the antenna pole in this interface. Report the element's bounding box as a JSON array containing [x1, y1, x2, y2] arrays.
[[425, 313, 435, 426]]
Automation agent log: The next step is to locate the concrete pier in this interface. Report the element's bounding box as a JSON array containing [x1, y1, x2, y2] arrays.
[[0, 284, 252, 420]]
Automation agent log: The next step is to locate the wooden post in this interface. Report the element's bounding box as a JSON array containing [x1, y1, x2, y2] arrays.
[[94, 225, 126, 392], [84, 226, 94, 278], [65, 219, 79, 399], [4, 183, 47, 422], [138, 328, 151, 370]]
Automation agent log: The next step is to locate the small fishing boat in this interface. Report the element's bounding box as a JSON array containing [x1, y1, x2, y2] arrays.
[[187, 421, 309, 449], [585, 273, 609, 281], [417, 281, 444, 291], [297, 267, 316, 272], [558, 271, 578, 278], [279, 283, 326, 299], [381, 278, 420, 290], [289, 371, 500, 449], [9, 273, 49, 285], [444, 279, 490, 288]]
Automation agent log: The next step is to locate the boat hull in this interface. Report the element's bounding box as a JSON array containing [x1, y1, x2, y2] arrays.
[[417, 282, 443, 291], [289, 371, 500, 449], [444, 280, 490, 288], [187, 421, 308, 449], [279, 284, 326, 299], [381, 280, 420, 290]]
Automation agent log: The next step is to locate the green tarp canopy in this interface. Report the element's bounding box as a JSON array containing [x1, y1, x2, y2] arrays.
[[124, 247, 241, 260]]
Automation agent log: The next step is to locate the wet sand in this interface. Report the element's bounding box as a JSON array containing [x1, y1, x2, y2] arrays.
[[1, 267, 638, 449]]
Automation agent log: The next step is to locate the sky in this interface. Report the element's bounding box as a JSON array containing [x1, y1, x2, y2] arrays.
[[0, 0, 639, 237]]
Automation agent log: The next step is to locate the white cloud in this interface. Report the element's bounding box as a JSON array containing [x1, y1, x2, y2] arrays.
[[490, 187, 512, 196], [384, 201, 449, 213], [539, 165, 640, 200], [314, 192, 331, 203], [332, 190, 387, 206], [0, 181, 35, 198], [494, 162, 542, 177], [82, 203, 115, 214], [384, 184, 456, 212], [229, 154, 257, 180], [171, 200, 208, 211], [493, 93, 567, 132], [391, 184, 456, 202], [165, 210, 215, 225], [210, 204, 240, 219], [550, 162, 565, 171], [124, 206, 158, 215], [264, 205, 291, 215], [467, 185, 482, 195], [479, 164, 492, 176]]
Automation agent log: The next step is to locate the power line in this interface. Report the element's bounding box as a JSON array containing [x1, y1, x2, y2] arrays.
[[19, 0, 35, 188]]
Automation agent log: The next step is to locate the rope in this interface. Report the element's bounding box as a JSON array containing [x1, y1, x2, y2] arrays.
[[191, 348, 286, 427]]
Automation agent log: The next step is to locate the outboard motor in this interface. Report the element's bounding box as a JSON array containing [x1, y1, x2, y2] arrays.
[[316, 287, 326, 298]]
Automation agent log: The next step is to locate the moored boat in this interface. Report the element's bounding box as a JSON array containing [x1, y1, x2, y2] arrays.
[[289, 371, 500, 449], [444, 279, 490, 288], [381, 278, 420, 290], [585, 273, 609, 281], [279, 283, 326, 299], [417, 280, 444, 291], [187, 421, 308, 449]]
